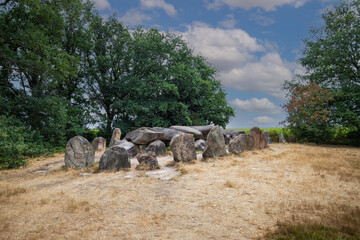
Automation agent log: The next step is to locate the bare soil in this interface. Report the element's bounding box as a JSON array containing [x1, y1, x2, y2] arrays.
[[0, 143, 359, 240]]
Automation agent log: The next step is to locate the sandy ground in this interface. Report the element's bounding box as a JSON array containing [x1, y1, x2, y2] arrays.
[[0, 143, 359, 240]]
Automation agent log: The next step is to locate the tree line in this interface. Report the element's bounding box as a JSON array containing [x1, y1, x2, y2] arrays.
[[0, 0, 234, 168]]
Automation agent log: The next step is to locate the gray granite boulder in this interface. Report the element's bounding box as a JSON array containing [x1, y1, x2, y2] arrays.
[[169, 126, 203, 139], [170, 134, 197, 162], [190, 125, 214, 139], [145, 140, 166, 156], [92, 137, 106, 152], [116, 140, 140, 158], [195, 139, 206, 151], [65, 136, 95, 169], [136, 152, 159, 170], [124, 127, 164, 145], [249, 127, 265, 150], [203, 126, 228, 159], [151, 127, 182, 142], [109, 128, 121, 147], [263, 130, 269, 148], [229, 134, 255, 155], [99, 145, 130, 171]]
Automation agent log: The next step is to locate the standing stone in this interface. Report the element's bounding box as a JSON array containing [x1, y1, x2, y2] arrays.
[[109, 128, 121, 147], [116, 141, 140, 158], [229, 134, 255, 155], [170, 134, 197, 162], [99, 146, 130, 171], [65, 136, 94, 169], [136, 152, 159, 170], [195, 139, 206, 151], [249, 127, 265, 150], [203, 126, 228, 159], [124, 127, 164, 145], [169, 126, 203, 139], [279, 133, 286, 143], [145, 140, 166, 156], [263, 130, 269, 148], [92, 137, 106, 152]]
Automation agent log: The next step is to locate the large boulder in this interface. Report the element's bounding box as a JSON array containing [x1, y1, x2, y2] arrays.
[[170, 134, 197, 162], [249, 127, 265, 150], [151, 127, 182, 142], [124, 127, 164, 145], [195, 139, 206, 151], [116, 140, 140, 158], [136, 152, 159, 170], [203, 126, 228, 159], [263, 130, 269, 148], [145, 140, 166, 156], [92, 137, 106, 152], [109, 128, 122, 147], [65, 136, 95, 169], [229, 134, 255, 155], [99, 146, 130, 171], [232, 130, 246, 138], [169, 126, 203, 139], [190, 125, 214, 139]]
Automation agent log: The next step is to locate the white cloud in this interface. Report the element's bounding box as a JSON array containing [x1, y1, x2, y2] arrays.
[[219, 14, 237, 28], [230, 98, 282, 114], [250, 116, 277, 124], [205, 0, 310, 11], [140, 0, 177, 16], [250, 10, 275, 26], [90, 0, 110, 10], [119, 9, 152, 25], [177, 23, 303, 98]]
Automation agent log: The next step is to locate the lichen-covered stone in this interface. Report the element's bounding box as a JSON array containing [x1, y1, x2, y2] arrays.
[[229, 134, 255, 155], [99, 146, 130, 171], [203, 126, 228, 159], [170, 134, 197, 162], [65, 136, 94, 168]]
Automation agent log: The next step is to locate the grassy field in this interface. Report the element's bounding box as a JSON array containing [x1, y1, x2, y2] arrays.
[[0, 144, 359, 239]]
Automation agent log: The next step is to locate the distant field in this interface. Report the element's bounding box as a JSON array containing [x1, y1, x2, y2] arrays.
[[0, 144, 359, 239]]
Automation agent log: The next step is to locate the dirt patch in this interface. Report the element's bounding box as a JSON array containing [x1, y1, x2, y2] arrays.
[[0, 144, 359, 239]]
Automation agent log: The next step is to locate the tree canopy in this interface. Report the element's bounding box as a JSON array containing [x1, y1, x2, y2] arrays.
[[0, 0, 234, 168], [283, 0, 360, 144]]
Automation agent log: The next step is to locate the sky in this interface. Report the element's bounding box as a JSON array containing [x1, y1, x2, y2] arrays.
[[90, 0, 338, 129]]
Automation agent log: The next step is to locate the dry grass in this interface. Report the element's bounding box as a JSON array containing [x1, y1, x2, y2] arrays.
[[0, 143, 359, 239]]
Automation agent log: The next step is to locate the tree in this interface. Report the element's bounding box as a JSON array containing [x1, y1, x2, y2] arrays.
[[283, 0, 360, 143], [299, 0, 360, 129], [283, 80, 334, 143]]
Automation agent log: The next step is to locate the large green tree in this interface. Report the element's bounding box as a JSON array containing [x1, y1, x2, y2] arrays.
[[283, 0, 360, 143]]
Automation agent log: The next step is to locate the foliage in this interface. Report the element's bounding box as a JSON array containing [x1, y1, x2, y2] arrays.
[[282, 81, 335, 143], [0, 116, 48, 169], [283, 0, 360, 144]]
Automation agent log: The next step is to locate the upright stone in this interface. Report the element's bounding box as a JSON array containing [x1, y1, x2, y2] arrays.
[[109, 128, 121, 147], [145, 140, 166, 156], [170, 134, 197, 162], [279, 133, 286, 143], [263, 130, 269, 148], [136, 152, 159, 170], [203, 126, 228, 159], [99, 146, 130, 171], [65, 136, 94, 168], [229, 134, 255, 155], [92, 137, 106, 152], [249, 127, 265, 150]]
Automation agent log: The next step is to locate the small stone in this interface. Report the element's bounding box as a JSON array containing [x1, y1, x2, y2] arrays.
[[136, 152, 159, 170], [99, 146, 130, 171], [145, 140, 166, 156], [170, 134, 197, 162], [195, 139, 206, 151], [109, 128, 121, 147], [92, 137, 106, 152]]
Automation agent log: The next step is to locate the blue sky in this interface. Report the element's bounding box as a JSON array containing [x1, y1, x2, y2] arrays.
[[91, 0, 337, 129]]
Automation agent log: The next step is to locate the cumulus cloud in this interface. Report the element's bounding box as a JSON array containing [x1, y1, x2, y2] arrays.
[[119, 9, 152, 25], [205, 0, 310, 11], [178, 22, 301, 98], [219, 14, 237, 28], [90, 0, 110, 10], [140, 0, 177, 16], [230, 98, 282, 114], [250, 116, 277, 124]]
